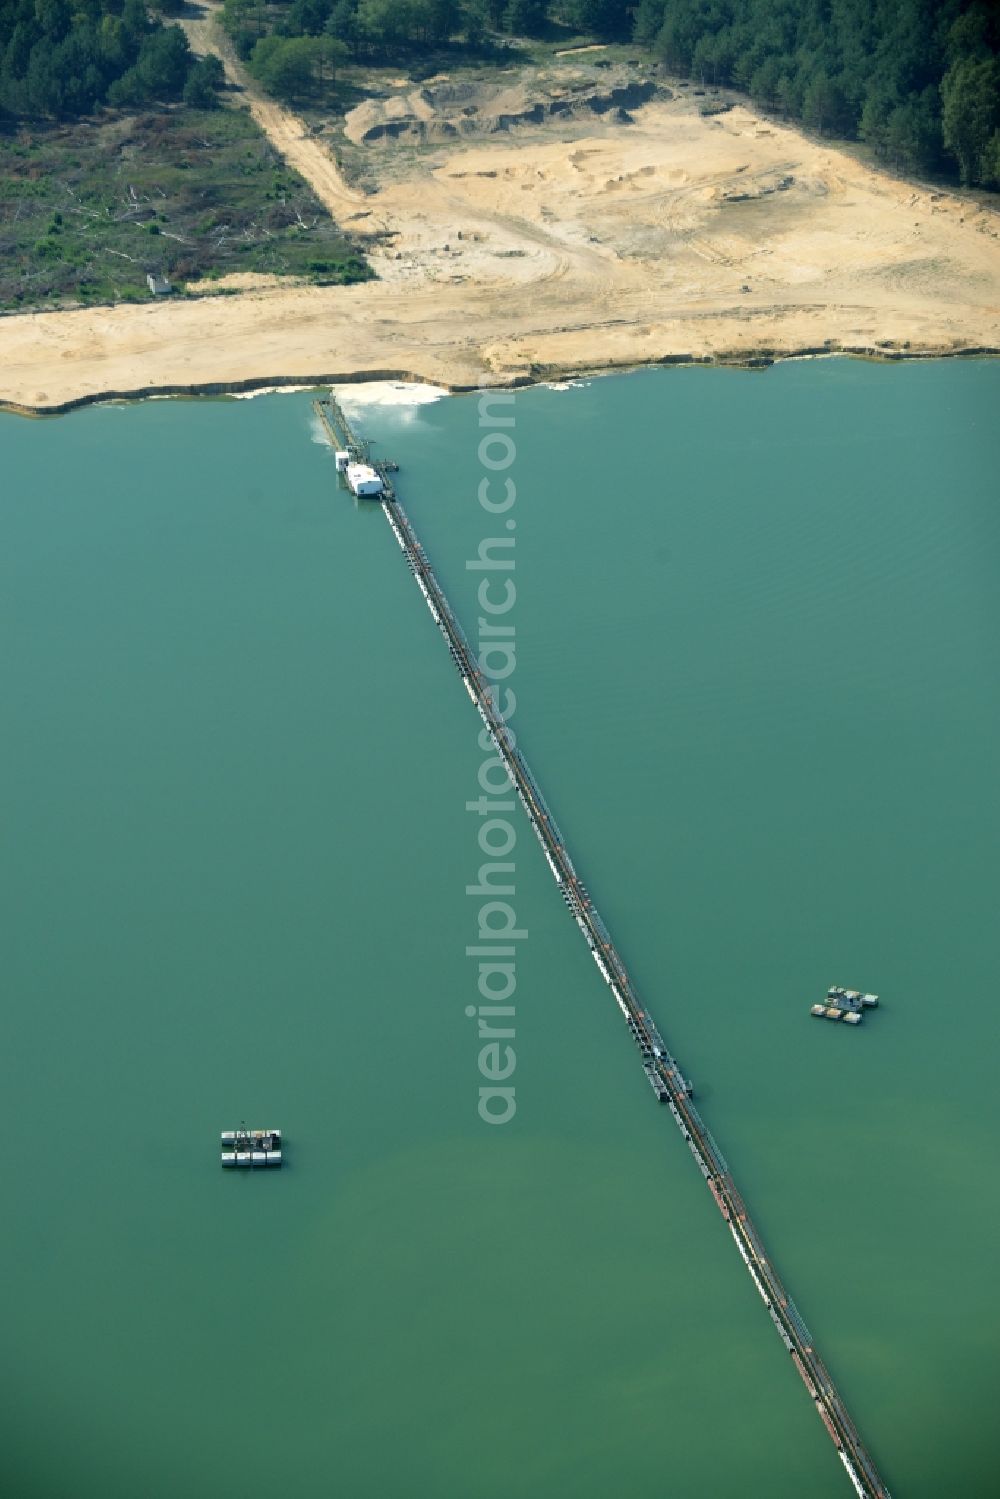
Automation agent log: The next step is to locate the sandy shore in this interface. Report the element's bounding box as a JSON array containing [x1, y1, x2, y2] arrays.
[[2, 63, 998, 415]]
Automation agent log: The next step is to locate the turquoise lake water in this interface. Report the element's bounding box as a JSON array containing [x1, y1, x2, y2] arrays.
[[1, 360, 998, 1497]]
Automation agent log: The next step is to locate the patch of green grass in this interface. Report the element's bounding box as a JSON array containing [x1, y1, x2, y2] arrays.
[[0, 104, 373, 312]]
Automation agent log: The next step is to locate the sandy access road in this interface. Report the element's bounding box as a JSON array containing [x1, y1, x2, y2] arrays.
[[2, 14, 999, 413], [177, 2, 366, 225]]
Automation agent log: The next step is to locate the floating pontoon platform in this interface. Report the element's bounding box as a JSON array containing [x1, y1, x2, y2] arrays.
[[221, 1125, 282, 1168], [810, 986, 880, 1025]]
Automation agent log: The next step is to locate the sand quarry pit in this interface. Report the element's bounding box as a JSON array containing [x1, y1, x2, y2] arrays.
[[339, 68, 1000, 307], [2, 56, 999, 412]]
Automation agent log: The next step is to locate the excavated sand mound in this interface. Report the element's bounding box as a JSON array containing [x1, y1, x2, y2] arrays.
[[344, 70, 660, 147]]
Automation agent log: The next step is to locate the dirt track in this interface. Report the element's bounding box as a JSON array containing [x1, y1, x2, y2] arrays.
[[2, 15, 998, 413], [179, 1, 366, 222]]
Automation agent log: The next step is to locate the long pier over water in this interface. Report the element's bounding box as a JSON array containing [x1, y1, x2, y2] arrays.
[[314, 394, 891, 1499]]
